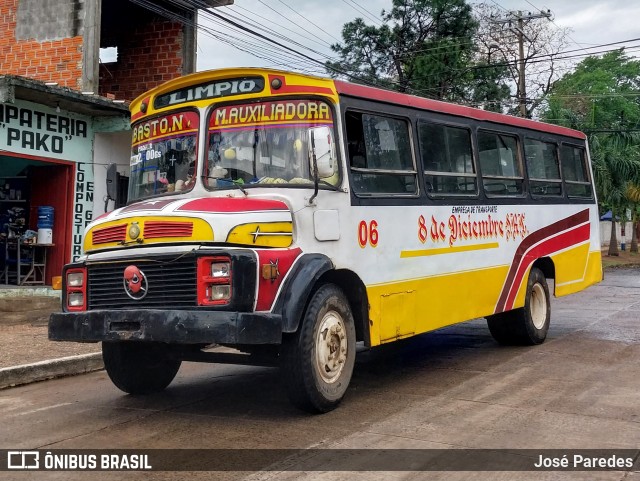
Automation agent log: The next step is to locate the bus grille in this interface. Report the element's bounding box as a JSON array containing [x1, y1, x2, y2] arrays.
[[144, 220, 194, 238], [92, 224, 127, 244], [87, 257, 197, 309]]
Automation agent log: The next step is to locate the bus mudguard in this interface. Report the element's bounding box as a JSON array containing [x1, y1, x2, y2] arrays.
[[272, 253, 334, 333]]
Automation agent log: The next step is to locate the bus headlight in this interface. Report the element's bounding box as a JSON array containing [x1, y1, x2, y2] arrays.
[[67, 271, 84, 287], [65, 267, 87, 311], [68, 292, 84, 307], [209, 285, 231, 301], [210, 262, 230, 278], [197, 256, 232, 306]]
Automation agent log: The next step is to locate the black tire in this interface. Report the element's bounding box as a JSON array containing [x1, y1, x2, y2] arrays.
[[487, 267, 550, 345], [102, 342, 181, 395], [281, 283, 356, 413]]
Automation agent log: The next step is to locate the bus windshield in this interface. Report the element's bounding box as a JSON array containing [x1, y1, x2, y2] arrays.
[[205, 99, 337, 189], [129, 110, 199, 203]]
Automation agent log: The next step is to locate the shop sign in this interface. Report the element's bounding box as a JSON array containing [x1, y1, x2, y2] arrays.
[[0, 99, 95, 262], [72, 162, 93, 261], [0, 99, 92, 161]]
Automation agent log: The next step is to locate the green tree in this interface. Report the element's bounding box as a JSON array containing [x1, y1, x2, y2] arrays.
[[326, 0, 510, 105], [542, 50, 640, 255], [543, 50, 640, 131], [589, 133, 640, 255], [625, 184, 640, 252]]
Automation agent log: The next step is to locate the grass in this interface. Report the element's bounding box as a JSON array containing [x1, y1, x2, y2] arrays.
[[601, 247, 640, 269]]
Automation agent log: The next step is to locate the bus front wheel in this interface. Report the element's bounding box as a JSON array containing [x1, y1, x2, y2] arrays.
[[102, 342, 182, 394], [487, 267, 550, 345], [281, 283, 356, 413]]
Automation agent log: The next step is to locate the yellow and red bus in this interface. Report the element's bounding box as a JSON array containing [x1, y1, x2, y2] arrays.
[[50, 68, 602, 413]]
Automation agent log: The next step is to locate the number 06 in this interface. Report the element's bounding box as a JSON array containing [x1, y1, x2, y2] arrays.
[[358, 220, 379, 248]]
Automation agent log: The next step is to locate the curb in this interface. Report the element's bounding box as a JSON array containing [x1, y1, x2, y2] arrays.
[[0, 353, 104, 389]]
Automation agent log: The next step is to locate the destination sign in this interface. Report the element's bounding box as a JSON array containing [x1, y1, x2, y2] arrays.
[[210, 100, 333, 128], [155, 77, 265, 109]]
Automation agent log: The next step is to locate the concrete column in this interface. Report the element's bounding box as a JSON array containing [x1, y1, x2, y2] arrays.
[[82, 0, 102, 93], [182, 9, 197, 75]]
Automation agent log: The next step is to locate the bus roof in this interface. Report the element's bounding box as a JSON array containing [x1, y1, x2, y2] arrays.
[[130, 67, 585, 140], [334, 80, 586, 140]]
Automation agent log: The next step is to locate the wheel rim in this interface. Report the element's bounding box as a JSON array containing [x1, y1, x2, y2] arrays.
[[530, 283, 547, 330], [315, 310, 348, 384]]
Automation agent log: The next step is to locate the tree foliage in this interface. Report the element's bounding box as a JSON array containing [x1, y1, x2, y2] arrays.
[[325, 0, 510, 106], [326, 0, 572, 114], [543, 50, 640, 131], [543, 50, 640, 254]]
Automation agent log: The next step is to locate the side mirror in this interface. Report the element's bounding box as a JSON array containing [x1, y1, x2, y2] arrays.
[[308, 126, 336, 179], [106, 163, 118, 201]]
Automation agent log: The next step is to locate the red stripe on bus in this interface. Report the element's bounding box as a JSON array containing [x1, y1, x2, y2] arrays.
[[131, 96, 150, 122], [502, 223, 591, 311], [177, 197, 289, 213], [495, 209, 590, 312], [255, 247, 303, 311], [269, 74, 335, 96], [334, 80, 586, 140]]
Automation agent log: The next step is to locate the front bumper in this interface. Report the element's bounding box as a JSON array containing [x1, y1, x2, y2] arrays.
[[49, 309, 283, 345]]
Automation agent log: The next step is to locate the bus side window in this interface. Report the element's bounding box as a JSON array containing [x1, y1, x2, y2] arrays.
[[524, 139, 562, 197], [560, 144, 593, 198], [418, 121, 477, 196], [477, 131, 524, 196], [346, 111, 417, 195]]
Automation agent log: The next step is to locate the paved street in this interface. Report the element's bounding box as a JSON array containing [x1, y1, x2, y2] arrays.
[[1, 268, 639, 480]]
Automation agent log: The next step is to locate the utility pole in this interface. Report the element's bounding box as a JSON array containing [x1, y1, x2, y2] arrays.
[[491, 10, 552, 118], [517, 15, 527, 117]]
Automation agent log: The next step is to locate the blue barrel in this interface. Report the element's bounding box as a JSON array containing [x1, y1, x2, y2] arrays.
[[37, 206, 54, 229]]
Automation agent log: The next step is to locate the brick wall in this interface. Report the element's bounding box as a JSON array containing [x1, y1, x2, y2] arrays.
[[99, 19, 184, 102], [0, 0, 84, 89]]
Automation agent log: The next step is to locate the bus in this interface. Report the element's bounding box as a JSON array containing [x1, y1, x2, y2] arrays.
[[49, 68, 602, 413]]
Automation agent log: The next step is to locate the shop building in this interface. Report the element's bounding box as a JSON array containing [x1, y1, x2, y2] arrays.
[[0, 0, 229, 286], [0, 75, 129, 284]]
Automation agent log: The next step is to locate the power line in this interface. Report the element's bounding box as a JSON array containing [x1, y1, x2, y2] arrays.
[[274, 0, 342, 44], [227, 4, 334, 49], [339, 0, 383, 26], [187, 0, 336, 63], [130, 0, 414, 95], [131, 0, 325, 75], [255, 0, 337, 49], [201, 0, 640, 96], [199, 8, 337, 62], [128, 0, 640, 110]]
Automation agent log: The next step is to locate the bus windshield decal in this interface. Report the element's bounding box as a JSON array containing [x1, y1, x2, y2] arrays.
[[205, 99, 337, 190], [154, 77, 264, 109], [132, 111, 198, 146], [129, 111, 199, 201], [211, 100, 333, 129]]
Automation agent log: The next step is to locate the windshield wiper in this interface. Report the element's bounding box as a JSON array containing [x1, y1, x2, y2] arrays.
[[201, 176, 248, 196]]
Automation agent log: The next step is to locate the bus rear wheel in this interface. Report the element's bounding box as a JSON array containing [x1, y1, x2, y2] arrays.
[[487, 267, 550, 345], [102, 342, 182, 394], [281, 283, 356, 413]]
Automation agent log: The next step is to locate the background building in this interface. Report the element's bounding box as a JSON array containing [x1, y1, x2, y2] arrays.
[[0, 0, 227, 285]]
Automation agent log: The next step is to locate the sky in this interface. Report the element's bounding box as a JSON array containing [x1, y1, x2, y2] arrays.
[[194, 0, 640, 75]]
